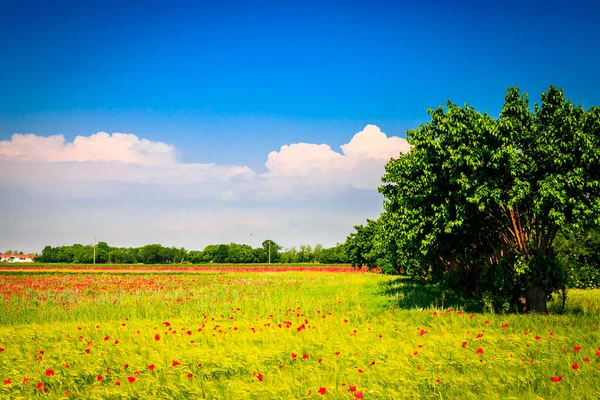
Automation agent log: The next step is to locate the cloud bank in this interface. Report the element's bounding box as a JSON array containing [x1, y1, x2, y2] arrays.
[[0, 125, 410, 251]]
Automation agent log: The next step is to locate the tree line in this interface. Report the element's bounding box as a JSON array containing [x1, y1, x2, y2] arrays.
[[36, 240, 349, 264], [345, 86, 600, 313]]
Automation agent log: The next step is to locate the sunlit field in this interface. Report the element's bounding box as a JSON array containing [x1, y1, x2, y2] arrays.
[[1, 271, 599, 399]]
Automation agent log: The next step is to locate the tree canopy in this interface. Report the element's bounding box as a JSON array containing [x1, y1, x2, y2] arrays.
[[351, 86, 600, 312]]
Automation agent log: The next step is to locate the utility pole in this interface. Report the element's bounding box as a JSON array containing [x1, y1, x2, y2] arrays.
[[93, 235, 96, 265]]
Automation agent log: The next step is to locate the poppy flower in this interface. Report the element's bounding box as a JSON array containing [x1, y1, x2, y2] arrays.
[[358, 369, 364, 373], [104, 336, 109, 341], [370, 360, 376, 366], [302, 354, 309, 360], [23, 377, 30, 384], [335, 352, 340, 356], [574, 346, 581, 352], [0, 348, 3, 352], [476, 348, 484, 355], [355, 392, 364, 399], [172, 360, 181, 367], [584, 357, 591, 363], [115, 381, 121, 385], [64, 364, 70, 369], [35, 382, 43, 390], [535, 336, 541, 340], [596, 349, 600, 358], [318, 387, 326, 395], [256, 373, 263, 381], [187, 373, 193, 378], [291, 353, 297, 359], [318, 358, 323, 363], [64, 390, 71, 396], [45, 370, 55, 376], [148, 364, 155, 371], [163, 322, 171, 327], [3, 379, 10, 386], [550, 376, 562, 383], [462, 342, 467, 347], [435, 379, 441, 383], [572, 363, 579, 370], [97, 375, 103, 381], [502, 323, 508, 328], [155, 334, 161, 341], [348, 385, 357, 392], [128, 376, 135, 383]]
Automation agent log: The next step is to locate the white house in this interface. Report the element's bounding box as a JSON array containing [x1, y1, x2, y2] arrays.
[[0, 254, 34, 263]]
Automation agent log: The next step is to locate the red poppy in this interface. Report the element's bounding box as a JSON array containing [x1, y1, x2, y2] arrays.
[[23, 377, 30, 384], [124, 364, 129, 368], [35, 382, 43, 390], [435, 379, 441, 383], [462, 342, 467, 347], [502, 323, 508, 328], [335, 352, 340, 356], [164, 322, 171, 327], [535, 336, 541, 340], [64, 390, 71, 396], [302, 354, 309, 360], [574, 346, 581, 352], [291, 353, 297, 359], [370, 360, 376, 366], [65, 364, 70, 369], [348, 385, 357, 392], [3, 379, 10, 385], [172, 360, 181, 367], [97, 375, 103, 381], [45, 370, 55, 376], [354, 392, 364, 399], [148, 364, 155, 371], [476, 348, 484, 355], [550, 376, 562, 383], [572, 363, 579, 370], [187, 373, 193, 378], [318, 387, 326, 395], [584, 357, 591, 363], [358, 369, 364, 373], [256, 373, 263, 381], [128, 376, 136, 383], [84, 349, 91, 354], [0, 348, 3, 352], [318, 358, 323, 363], [104, 336, 109, 341], [596, 349, 600, 358], [115, 381, 121, 386], [155, 334, 161, 341]]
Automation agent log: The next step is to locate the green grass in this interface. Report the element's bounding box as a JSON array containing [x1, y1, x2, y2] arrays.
[[0, 272, 599, 399]]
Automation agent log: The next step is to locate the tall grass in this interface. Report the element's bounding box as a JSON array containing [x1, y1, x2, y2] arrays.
[[0, 272, 598, 399]]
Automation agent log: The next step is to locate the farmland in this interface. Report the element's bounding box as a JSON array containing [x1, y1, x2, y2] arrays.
[[0, 270, 599, 399]]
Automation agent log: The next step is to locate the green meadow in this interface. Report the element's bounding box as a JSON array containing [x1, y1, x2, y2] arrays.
[[0, 271, 599, 399]]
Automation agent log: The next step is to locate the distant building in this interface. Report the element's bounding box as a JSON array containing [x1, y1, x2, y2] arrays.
[[0, 254, 35, 263]]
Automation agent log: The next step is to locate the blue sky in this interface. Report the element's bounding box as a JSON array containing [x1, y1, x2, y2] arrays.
[[1, 0, 599, 251]]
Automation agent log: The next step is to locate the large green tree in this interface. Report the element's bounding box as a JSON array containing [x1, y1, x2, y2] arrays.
[[379, 86, 600, 312]]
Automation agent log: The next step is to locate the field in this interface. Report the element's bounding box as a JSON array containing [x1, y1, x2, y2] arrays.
[[1, 270, 599, 399]]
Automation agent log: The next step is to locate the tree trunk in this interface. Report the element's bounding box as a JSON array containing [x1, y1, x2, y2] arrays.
[[526, 285, 548, 313]]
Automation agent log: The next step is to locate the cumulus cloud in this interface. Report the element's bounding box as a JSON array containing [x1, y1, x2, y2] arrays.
[[0, 125, 410, 250], [263, 124, 410, 190], [0, 132, 176, 166]]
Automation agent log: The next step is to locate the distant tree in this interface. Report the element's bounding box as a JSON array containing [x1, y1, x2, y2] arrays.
[[262, 240, 281, 263]]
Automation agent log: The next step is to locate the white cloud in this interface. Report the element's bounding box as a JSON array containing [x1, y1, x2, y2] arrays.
[[0, 125, 410, 250], [0, 132, 176, 166], [263, 124, 410, 190]]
